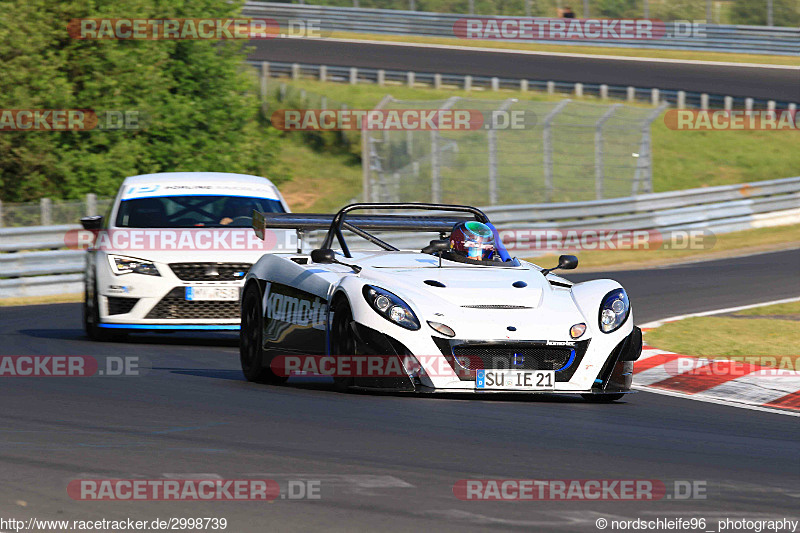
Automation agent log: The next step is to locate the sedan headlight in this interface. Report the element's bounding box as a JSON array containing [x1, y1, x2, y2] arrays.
[[108, 255, 160, 276], [362, 285, 420, 330], [599, 288, 630, 333]]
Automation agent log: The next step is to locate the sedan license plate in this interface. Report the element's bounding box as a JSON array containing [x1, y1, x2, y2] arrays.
[[185, 287, 239, 301], [476, 370, 554, 390]]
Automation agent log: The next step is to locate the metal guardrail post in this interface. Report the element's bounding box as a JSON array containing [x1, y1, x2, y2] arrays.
[[633, 103, 668, 195], [431, 97, 460, 203], [86, 193, 97, 216], [542, 100, 570, 203], [488, 99, 516, 206], [40, 198, 52, 226], [595, 104, 621, 200]]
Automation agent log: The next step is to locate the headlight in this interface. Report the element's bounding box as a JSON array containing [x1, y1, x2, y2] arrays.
[[599, 288, 630, 333], [108, 255, 160, 276], [362, 285, 420, 330]]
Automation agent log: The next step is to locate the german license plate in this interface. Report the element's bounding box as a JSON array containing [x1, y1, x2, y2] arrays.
[[476, 370, 554, 390], [185, 286, 239, 301]]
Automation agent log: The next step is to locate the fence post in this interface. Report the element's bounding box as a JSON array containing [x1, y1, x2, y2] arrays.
[[701, 93, 709, 110], [574, 83, 583, 97], [409, 0, 416, 10], [86, 193, 97, 216], [724, 96, 733, 111], [632, 103, 667, 195], [651, 88, 660, 105], [349, 67, 358, 85], [431, 97, 460, 203], [468, 0, 474, 14], [0, 200, 4, 228], [491, 77, 499, 91], [542, 99, 570, 203], [520, 79, 528, 92], [594, 104, 620, 200], [626, 86, 635, 102], [525, 0, 531, 16], [488, 99, 516, 206], [407, 72, 415, 87], [745, 97, 753, 112], [677, 91, 686, 109], [434, 73, 442, 89], [363, 95, 394, 202], [319, 65, 327, 82], [291, 63, 300, 80], [547, 81, 555, 95], [41, 198, 52, 226], [260, 62, 269, 103], [600, 84, 608, 100], [464, 75, 472, 91], [377, 69, 385, 86]]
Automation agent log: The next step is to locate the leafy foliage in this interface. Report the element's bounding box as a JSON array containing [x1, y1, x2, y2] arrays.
[[0, 0, 287, 202]]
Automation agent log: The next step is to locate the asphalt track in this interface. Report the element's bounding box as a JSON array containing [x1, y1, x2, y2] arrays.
[[248, 39, 800, 102], [1, 248, 799, 532]]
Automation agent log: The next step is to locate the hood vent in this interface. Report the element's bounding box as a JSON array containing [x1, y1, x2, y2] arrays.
[[424, 280, 446, 287]]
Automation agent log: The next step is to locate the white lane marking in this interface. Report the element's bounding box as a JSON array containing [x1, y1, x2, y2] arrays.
[[312, 36, 800, 70], [640, 295, 800, 328], [634, 385, 800, 417]]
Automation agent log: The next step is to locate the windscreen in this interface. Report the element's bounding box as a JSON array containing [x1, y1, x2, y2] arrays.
[[115, 195, 284, 228]]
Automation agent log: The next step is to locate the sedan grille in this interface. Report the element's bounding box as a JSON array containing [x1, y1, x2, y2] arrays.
[[145, 288, 240, 320], [169, 262, 251, 282]]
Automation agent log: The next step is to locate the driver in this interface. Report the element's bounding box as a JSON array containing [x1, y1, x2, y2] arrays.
[[446, 221, 499, 263], [219, 197, 253, 226]]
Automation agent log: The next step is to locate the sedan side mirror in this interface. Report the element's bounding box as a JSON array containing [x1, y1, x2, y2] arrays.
[[80, 215, 103, 230], [310, 248, 336, 264]]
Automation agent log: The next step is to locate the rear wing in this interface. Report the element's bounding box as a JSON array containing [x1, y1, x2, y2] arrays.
[[252, 203, 490, 257]]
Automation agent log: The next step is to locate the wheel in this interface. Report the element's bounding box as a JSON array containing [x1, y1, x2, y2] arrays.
[[581, 393, 626, 403], [330, 299, 356, 392], [240, 284, 287, 384]]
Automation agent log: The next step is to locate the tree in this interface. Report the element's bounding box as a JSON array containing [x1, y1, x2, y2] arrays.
[[730, 0, 800, 26], [0, 0, 287, 202]]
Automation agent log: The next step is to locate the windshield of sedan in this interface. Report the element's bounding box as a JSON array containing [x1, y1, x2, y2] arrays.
[[115, 195, 285, 228]]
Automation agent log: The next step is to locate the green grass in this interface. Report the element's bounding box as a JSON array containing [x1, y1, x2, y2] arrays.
[[645, 315, 800, 358], [646, 299, 800, 360], [330, 31, 800, 67]]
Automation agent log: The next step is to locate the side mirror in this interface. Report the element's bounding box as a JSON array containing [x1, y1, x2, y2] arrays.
[[558, 254, 578, 270], [80, 215, 103, 230], [541, 254, 578, 276], [421, 239, 450, 254], [310, 248, 336, 264]]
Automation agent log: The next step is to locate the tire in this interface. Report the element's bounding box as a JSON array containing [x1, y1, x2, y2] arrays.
[[330, 299, 356, 392], [240, 284, 287, 384], [581, 393, 626, 403]]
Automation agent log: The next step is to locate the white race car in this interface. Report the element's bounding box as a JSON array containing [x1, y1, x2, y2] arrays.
[[240, 203, 642, 401], [81, 172, 291, 340]]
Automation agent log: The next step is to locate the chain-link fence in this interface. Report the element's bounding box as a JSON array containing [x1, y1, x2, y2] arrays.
[[0, 195, 112, 227], [364, 97, 665, 205]]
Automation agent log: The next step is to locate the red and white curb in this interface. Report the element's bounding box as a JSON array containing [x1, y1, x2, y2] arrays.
[[635, 297, 800, 415], [633, 345, 800, 413]]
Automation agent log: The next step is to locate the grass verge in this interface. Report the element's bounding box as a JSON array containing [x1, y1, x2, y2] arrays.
[[0, 293, 82, 307], [328, 31, 800, 67], [521, 224, 800, 271], [645, 300, 800, 359]]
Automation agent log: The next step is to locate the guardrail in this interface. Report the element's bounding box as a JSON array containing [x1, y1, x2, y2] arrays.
[[2, 176, 799, 298], [254, 61, 799, 111], [242, 2, 800, 56]]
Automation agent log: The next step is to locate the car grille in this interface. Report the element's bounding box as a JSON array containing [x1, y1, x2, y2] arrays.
[[461, 305, 532, 309], [434, 339, 590, 382], [168, 262, 251, 281], [452, 344, 574, 371], [145, 288, 240, 320], [106, 297, 139, 315]]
